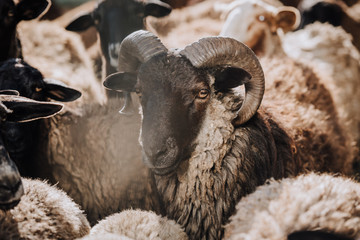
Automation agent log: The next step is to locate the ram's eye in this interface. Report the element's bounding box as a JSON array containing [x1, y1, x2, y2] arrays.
[[35, 87, 42, 92], [197, 89, 209, 99]]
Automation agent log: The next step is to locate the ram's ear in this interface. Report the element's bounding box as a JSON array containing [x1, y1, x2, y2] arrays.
[[275, 6, 300, 33], [16, 0, 50, 21], [1, 96, 63, 122], [66, 14, 95, 32], [104, 72, 137, 92], [43, 78, 82, 102], [144, 0, 172, 17], [213, 67, 252, 92]]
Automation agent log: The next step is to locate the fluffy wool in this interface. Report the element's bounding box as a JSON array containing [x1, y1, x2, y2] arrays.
[[0, 178, 90, 239], [80, 233, 133, 240], [283, 22, 360, 147], [224, 172, 360, 240], [34, 98, 162, 225], [261, 56, 354, 174], [216, 0, 359, 159], [88, 209, 188, 240], [154, 88, 296, 240], [17, 20, 106, 109], [148, 0, 232, 48]]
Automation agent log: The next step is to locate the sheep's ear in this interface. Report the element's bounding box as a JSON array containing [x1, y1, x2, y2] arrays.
[[43, 78, 82, 102], [103, 72, 137, 92], [16, 0, 50, 21], [1, 96, 63, 122], [144, 0, 172, 18], [288, 230, 352, 240], [274, 7, 300, 33], [66, 14, 94, 32], [213, 67, 252, 92]]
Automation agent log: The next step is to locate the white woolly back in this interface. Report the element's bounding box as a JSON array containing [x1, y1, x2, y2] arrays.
[[225, 172, 360, 240], [89, 209, 188, 240], [283, 22, 360, 142]]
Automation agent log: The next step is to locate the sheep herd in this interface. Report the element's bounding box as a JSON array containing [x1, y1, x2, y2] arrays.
[[0, 0, 359, 239]]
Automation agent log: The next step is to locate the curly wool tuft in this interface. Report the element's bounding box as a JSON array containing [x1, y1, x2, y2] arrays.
[[224, 172, 360, 240]]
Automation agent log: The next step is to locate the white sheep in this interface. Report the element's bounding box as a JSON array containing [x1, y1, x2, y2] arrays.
[[0, 178, 90, 239], [224, 172, 360, 240], [81, 209, 188, 240], [283, 22, 360, 149]]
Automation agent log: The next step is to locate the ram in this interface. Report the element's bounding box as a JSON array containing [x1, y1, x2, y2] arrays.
[[224, 172, 360, 240], [104, 30, 355, 239]]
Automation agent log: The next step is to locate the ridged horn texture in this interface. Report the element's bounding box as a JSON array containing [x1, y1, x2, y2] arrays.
[[180, 37, 265, 126], [117, 30, 168, 72]]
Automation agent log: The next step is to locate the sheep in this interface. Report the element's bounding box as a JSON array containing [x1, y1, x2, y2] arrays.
[[282, 22, 360, 150], [0, 60, 160, 225], [0, 92, 63, 213], [65, 0, 171, 77], [0, 58, 82, 177], [17, 20, 107, 107], [297, 0, 360, 52], [0, 178, 90, 239], [224, 172, 360, 240], [81, 209, 188, 240], [216, 0, 360, 167], [65, 0, 172, 109], [104, 30, 355, 240], [0, 0, 106, 107], [0, 0, 50, 62], [216, 0, 300, 58]]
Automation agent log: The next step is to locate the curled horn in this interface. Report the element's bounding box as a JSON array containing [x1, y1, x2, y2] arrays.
[[116, 30, 168, 114], [180, 37, 265, 126], [117, 30, 168, 72]]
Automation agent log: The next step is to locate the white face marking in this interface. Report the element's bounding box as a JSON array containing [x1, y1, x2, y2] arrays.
[[108, 42, 121, 69]]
